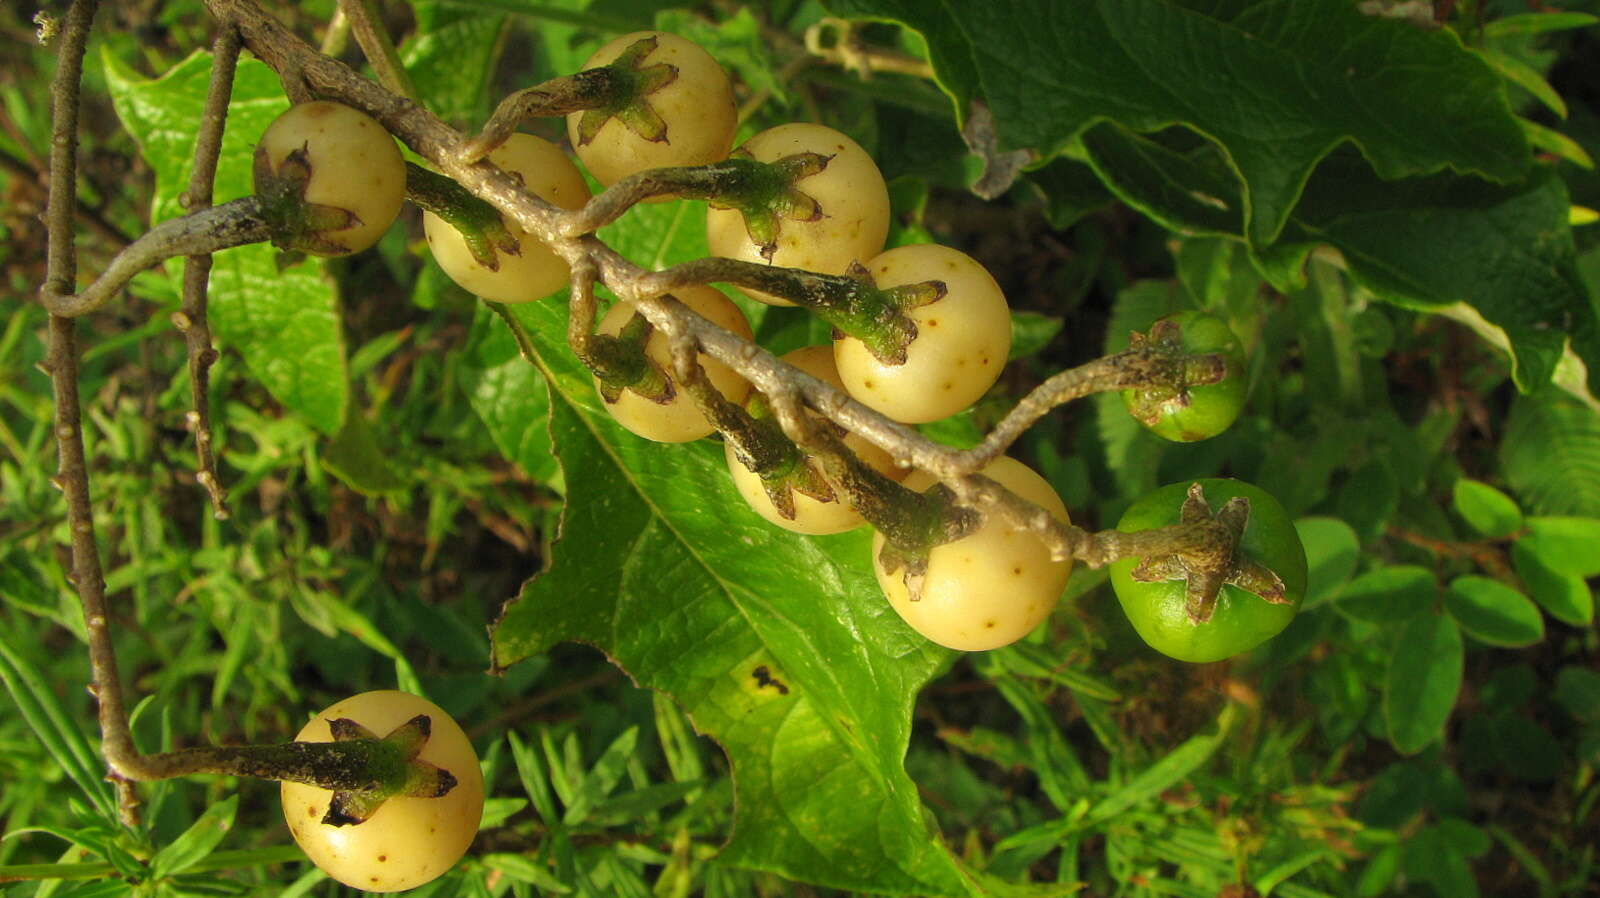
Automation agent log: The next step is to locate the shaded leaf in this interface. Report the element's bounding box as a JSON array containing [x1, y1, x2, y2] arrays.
[[1336, 565, 1435, 623], [103, 51, 347, 434], [1522, 516, 1600, 577], [1384, 615, 1463, 755], [1502, 389, 1600, 515], [825, 0, 1528, 248], [1510, 539, 1594, 626], [1452, 479, 1523, 539], [1444, 576, 1544, 648], [1295, 517, 1359, 606], [1555, 667, 1600, 722]]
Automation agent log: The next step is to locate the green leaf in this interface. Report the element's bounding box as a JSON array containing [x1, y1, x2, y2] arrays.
[[321, 413, 409, 496], [1403, 824, 1478, 898], [1510, 539, 1594, 626], [1085, 703, 1237, 826], [1444, 576, 1545, 648], [1451, 479, 1524, 539], [1337, 460, 1398, 542], [824, 0, 1528, 248], [482, 854, 571, 892], [560, 727, 639, 826], [0, 635, 118, 822], [1482, 11, 1600, 39], [1555, 666, 1600, 722], [151, 796, 237, 879], [459, 305, 563, 491], [1078, 123, 1239, 237], [1520, 119, 1595, 170], [1502, 389, 1600, 515], [1336, 565, 1435, 623], [402, 4, 507, 126], [1521, 516, 1600, 577], [654, 8, 785, 108], [1384, 615, 1463, 755], [487, 203, 965, 893], [1294, 517, 1359, 606], [1283, 162, 1593, 395], [1479, 49, 1567, 120], [1009, 311, 1063, 361], [102, 51, 348, 434]]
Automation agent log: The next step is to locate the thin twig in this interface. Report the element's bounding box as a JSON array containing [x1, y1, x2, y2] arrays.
[[0, 144, 132, 250], [177, 23, 244, 520], [41, 197, 272, 318], [336, 0, 418, 101], [39, 0, 148, 824]]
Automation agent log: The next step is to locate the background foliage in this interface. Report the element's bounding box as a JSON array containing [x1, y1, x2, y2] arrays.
[[2, 1, 1599, 896]]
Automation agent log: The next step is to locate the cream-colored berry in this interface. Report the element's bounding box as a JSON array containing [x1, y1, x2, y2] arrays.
[[872, 458, 1071, 651], [595, 286, 753, 442], [706, 123, 889, 306], [255, 101, 405, 256], [834, 244, 1011, 423], [726, 346, 906, 535], [280, 691, 484, 893], [567, 31, 737, 187], [423, 134, 590, 303]]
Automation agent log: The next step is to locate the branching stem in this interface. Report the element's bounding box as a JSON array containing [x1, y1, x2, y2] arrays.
[[42, 197, 272, 318]]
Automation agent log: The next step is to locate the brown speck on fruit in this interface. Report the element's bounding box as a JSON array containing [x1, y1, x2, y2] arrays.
[[942, 382, 953, 391], [863, 379, 875, 389], [378, 855, 388, 863], [370, 877, 380, 885], [984, 620, 997, 629], [307, 807, 317, 817], [1013, 566, 1023, 575], [927, 319, 939, 327]]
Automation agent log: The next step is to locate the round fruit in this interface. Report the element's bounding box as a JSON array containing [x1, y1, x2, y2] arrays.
[[1109, 479, 1306, 663], [566, 31, 737, 188], [705, 123, 889, 306], [1121, 311, 1247, 442], [726, 345, 907, 535], [254, 100, 405, 256], [595, 285, 754, 442], [281, 691, 484, 893], [834, 244, 1011, 423], [423, 133, 591, 303], [872, 457, 1071, 651]]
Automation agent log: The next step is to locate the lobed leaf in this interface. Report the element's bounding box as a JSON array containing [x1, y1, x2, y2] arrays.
[[102, 51, 347, 435], [825, 0, 1529, 248], [485, 198, 966, 893]]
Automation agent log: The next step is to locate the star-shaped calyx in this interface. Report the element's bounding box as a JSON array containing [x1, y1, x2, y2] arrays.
[[321, 714, 457, 827], [588, 310, 675, 406], [253, 143, 364, 257], [1121, 318, 1229, 428], [1130, 482, 1291, 624], [707, 149, 835, 262], [573, 36, 680, 148]]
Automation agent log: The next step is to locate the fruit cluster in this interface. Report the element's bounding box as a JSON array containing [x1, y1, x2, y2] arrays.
[[249, 25, 1307, 893], [250, 28, 1303, 663]]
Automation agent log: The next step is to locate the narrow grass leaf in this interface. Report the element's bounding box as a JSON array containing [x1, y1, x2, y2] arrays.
[[506, 731, 559, 826], [0, 637, 117, 820], [562, 727, 639, 826], [1087, 703, 1238, 826], [151, 795, 237, 878]]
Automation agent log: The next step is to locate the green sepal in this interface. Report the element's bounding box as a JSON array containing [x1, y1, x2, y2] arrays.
[[575, 36, 679, 146]]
